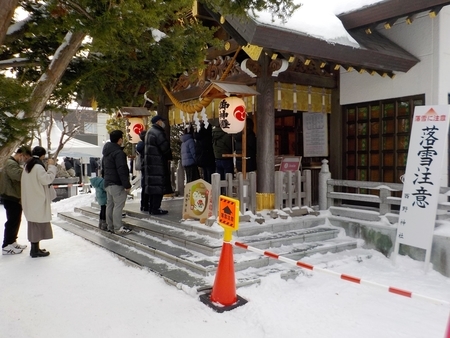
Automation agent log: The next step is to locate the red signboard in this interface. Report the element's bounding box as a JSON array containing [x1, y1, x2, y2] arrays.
[[279, 156, 302, 172]]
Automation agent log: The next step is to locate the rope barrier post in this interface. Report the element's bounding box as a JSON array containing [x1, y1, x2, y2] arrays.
[[445, 313, 450, 338], [231, 240, 450, 308], [199, 195, 247, 312]]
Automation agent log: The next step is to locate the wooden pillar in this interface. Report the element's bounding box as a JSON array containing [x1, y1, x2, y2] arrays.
[[329, 86, 342, 180], [158, 87, 170, 138], [256, 54, 275, 193]]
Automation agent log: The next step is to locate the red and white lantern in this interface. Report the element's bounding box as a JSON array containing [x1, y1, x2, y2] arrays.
[[218, 97, 247, 134], [126, 117, 145, 143]]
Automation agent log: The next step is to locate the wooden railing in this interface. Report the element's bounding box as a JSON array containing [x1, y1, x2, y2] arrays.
[[211, 172, 257, 217], [326, 179, 450, 220], [210, 170, 312, 217], [326, 179, 403, 215], [275, 170, 312, 209]]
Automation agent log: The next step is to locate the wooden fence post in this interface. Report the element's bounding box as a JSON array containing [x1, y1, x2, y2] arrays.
[[248, 172, 256, 214], [379, 187, 390, 215], [287, 171, 293, 208], [211, 173, 221, 218], [225, 173, 233, 197], [275, 171, 284, 210], [303, 169, 312, 207], [237, 172, 245, 214], [296, 170, 302, 208]]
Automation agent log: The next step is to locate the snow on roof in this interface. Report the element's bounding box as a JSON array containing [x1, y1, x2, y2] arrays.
[[249, 0, 386, 48]]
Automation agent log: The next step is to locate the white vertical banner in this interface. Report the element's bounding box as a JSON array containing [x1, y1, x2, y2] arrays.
[[395, 106, 449, 261]]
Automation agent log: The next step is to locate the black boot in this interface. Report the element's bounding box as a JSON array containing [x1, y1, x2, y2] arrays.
[[30, 242, 50, 258]]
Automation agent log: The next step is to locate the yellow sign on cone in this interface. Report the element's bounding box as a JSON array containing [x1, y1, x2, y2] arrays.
[[199, 195, 247, 312], [218, 195, 239, 232]]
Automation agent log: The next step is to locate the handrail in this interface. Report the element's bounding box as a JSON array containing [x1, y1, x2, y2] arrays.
[[326, 178, 449, 217]]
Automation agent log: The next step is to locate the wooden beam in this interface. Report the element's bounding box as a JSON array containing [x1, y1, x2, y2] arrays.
[[206, 39, 240, 59], [338, 0, 450, 30], [277, 71, 337, 89]]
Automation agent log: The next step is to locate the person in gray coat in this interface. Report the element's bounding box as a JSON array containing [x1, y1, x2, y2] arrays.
[[101, 130, 132, 234], [21, 146, 57, 258], [144, 116, 173, 215]]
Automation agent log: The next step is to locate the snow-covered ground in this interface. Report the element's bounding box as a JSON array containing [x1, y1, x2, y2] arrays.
[[1, 193, 449, 338]]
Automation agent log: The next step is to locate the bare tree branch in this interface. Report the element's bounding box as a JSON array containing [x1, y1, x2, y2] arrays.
[[60, 0, 95, 21], [0, 58, 41, 69]]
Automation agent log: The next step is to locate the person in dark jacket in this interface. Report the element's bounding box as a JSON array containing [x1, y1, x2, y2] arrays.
[[194, 121, 215, 183], [90, 157, 99, 177], [135, 130, 149, 211], [144, 115, 173, 215], [101, 130, 132, 233], [235, 118, 257, 173], [0, 146, 32, 255], [73, 158, 82, 178], [180, 126, 200, 183], [63, 157, 76, 177], [212, 124, 234, 180]]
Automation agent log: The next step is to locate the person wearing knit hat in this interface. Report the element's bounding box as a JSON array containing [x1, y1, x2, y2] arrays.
[[1, 146, 32, 255]]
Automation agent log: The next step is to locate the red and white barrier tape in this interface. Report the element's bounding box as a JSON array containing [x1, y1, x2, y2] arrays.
[[52, 182, 90, 188], [233, 241, 450, 306], [52, 184, 83, 188]]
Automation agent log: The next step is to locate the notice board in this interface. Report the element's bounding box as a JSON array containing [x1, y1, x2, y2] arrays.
[[303, 112, 328, 157]]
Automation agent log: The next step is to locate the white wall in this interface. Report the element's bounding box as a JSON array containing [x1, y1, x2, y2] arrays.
[[340, 6, 450, 187], [438, 7, 450, 105], [97, 113, 109, 151], [340, 11, 439, 105]]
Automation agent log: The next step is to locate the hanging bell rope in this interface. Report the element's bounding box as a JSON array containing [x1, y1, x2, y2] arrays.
[[160, 46, 242, 114]]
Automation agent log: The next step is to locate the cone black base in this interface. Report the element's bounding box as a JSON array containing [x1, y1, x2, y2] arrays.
[[199, 292, 247, 313]]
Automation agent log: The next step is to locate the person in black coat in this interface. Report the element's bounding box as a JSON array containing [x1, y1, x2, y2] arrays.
[[212, 124, 233, 180], [73, 158, 82, 178], [235, 118, 257, 173], [144, 116, 173, 215], [194, 121, 215, 183], [90, 157, 99, 177], [136, 130, 149, 211]]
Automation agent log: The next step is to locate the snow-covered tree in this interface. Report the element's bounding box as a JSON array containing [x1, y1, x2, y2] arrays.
[[0, 0, 298, 164]]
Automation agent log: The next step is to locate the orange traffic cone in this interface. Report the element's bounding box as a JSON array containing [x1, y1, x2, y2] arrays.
[[210, 242, 237, 306], [199, 240, 247, 312]]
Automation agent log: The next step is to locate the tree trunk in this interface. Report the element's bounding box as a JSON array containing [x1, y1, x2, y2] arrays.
[[28, 31, 86, 119], [256, 53, 275, 193], [0, 0, 18, 46], [0, 31, 86, 165]]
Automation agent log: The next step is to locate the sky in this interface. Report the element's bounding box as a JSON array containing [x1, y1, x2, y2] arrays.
[[1, 192, 450, 338]]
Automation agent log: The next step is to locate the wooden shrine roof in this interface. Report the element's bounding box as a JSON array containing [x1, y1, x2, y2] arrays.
[[338, 0, 450, 30], [202, 1, 450, 74]]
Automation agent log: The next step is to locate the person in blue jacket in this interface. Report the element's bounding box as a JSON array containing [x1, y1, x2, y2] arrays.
[[89, 176, 107, 230], [181, 126, 200, 183]]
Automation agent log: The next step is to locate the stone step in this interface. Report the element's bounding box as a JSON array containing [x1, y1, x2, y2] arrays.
[[52, 217, 208, 288], [90, 202, 328, 238], [73, 206, 344, 254], [57, 208, 358, 287]]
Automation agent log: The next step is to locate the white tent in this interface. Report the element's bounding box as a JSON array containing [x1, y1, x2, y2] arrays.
[[32, 123, 101, 159]]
